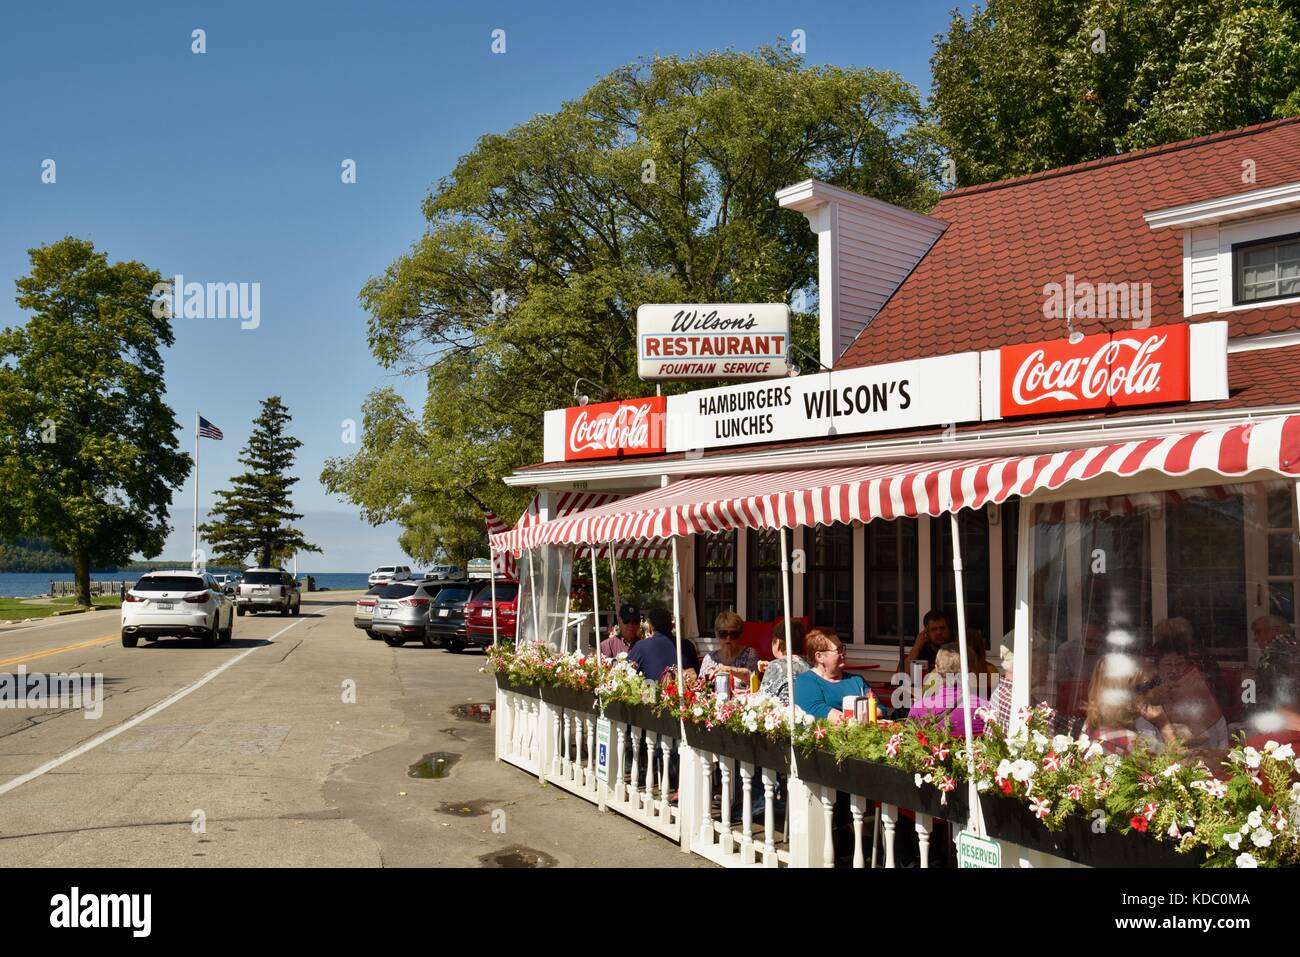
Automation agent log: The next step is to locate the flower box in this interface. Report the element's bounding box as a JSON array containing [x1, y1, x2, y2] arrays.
[[538, 683, 599, 714], [601, 700, 682, 738], [976, 794, 1205, 868], [794, 749, 967, 820], [493, 672, 541, 698], [683, 723, 792, 772]]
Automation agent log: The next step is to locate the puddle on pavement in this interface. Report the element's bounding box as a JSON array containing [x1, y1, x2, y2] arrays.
[[408, 752, 460, 779], [436, 799, 493, 817], [478, 845, 557, 868], [450, 702, 494, 723]]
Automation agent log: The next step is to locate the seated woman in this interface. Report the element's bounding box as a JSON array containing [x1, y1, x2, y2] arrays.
[[909, 643, 988, 737], [1144, 627, 1228, 750], [1082, 653, 1177, 753], [699, 611, 757, 686], [758, 618, 808, 705], [793, 630, 867, 722]]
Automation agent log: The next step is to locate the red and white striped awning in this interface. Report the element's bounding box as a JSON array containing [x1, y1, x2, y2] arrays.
[[491, 415, 1300, 552], [506, 491, 671, 560]]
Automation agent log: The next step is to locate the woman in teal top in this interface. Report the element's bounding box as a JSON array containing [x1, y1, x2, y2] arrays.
[[794, 630, 867, 721]]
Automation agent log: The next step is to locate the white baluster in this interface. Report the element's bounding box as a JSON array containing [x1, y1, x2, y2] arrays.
[[820, 786, 835, 868], [659, 737, 673, 818], [644, 732, 658, 818], [552, 706, 564, 779], [917, 813, 933, 869], [612, 722, 627, 804], [585, 714, 596, 789], [850, 795, 867, 868], [629, 728, 641, 810], [699, 752, 715, 846], [881, 803, 898, 869], [719, 758, 734, 854], [761, 769, 777, 865], [568, 711, 580, 783], [739, 762, 754, 858]]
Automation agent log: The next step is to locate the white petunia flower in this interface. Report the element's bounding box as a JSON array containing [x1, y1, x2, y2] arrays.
[[1243, 747, 1262, 769], [914, 773, 923, 788], [1224, 831, 1242, 850], [1031, 731, 1050, 753], [1009, 759, 1037, 782], [1236, 853, 1258, 868], [1272, 744, 1294, 761], [1251, 829, 1273, 848], [1248, 807, 1264, 829], [1052, 734, 1072, 753]]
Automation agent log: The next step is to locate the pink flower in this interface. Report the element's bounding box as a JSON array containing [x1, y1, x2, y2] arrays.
[[1143, 802, 1158, 821], [1066, 783, 1084, 801], [939, 776, 956, 793], [1029, 797, 1051, 819], [813, 726, 827, 741], [1138, 773, 1157, 792], [885, 733, 903, 757], [1043, 752, 1062, 772], [932, 744, 950, 762]]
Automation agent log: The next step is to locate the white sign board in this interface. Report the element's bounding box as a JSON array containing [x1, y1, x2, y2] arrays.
[[637, 303, 790, 380], [595, 716, 611, 783], [957, 830, 1002, 868], [664, 352, 981, 453]]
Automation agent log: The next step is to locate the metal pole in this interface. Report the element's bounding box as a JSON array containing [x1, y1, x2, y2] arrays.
[[192, 413, 200, 571], [779, 527, 795, 740], [528, 547, 541, 648], [949, 510, 981, 837], [489, 548, 500, 649], [671, 537, 685, 702], [591, 545, 601, 664]]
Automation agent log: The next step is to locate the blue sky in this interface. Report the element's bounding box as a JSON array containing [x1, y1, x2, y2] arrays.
[[0, 0, 958, 571]]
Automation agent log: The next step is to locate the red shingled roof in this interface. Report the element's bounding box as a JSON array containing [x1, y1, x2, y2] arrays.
[[837, 117, 1300, 370]]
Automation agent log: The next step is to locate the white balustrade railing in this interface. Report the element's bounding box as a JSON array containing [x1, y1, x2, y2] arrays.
[[543, 703, 601, 804], [689, 746, 793, 867], [603, 719, 681, 842], [495, 685, 544, 777]]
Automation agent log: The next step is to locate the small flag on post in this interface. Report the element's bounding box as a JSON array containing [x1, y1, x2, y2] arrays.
[[465, 490, 515, 578], [197, 416, 224, 440]]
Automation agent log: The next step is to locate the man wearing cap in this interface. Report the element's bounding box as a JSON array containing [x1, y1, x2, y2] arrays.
[[600, 602, 642, 659]]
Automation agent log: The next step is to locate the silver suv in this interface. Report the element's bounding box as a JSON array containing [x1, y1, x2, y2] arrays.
[[369, 579, 443, 647], [236, 568, 301, 616]]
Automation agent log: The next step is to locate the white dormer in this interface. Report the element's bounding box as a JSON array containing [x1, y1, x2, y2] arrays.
[[1145, 181, 1300, 316], [777, 179, 947, 367]]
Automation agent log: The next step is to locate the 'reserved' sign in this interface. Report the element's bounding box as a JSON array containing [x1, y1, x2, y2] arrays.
[[561, 396, 666, 461], [636, 303, 789, 380], [999, 324, 1190, 418]]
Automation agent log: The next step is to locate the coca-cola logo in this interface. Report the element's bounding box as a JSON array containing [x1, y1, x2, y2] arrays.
[[1001, 325, 1189, 417], [564, 397, 665, 459]]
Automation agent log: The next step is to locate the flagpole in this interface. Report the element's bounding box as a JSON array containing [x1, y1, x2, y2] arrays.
[[193, 413, 200, 571]]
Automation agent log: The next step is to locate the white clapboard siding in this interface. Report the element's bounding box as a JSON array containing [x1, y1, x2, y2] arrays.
[[1188, 225, 1219, 314]]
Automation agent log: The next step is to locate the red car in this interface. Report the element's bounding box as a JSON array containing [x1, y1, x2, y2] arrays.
[[464, 580, 519, 648]]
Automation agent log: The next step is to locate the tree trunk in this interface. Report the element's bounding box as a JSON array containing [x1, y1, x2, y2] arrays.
[[73, 547, 91, 607]]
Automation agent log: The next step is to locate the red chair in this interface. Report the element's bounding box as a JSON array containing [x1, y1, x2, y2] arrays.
[[739, 617, 810, 662]]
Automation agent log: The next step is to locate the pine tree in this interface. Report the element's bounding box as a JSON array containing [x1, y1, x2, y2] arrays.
[[200, 397, 320, 568]]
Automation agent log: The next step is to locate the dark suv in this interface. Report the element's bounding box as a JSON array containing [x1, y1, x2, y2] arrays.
[[424, 579, 486, 652]]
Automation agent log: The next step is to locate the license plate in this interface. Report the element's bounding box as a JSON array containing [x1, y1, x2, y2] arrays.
[[254, 587, 268, 593], [438, 609, 449, 617], [156, 601, 174, 610], [480, 608, 491, 617], [380, 607, 392, 617]]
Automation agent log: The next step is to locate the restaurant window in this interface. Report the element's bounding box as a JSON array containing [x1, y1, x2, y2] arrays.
[[1264, 485, 1298, 626], [1234, 233, 1300, 305], [1000, 501, 1020, 648], [932, 509, 990, 654], [1026, 482, 1296, 754], [805, 524, 854, 642], [695, 530, 737, 636], [747, 528, 782, 622], [866, 517, 918, 648]]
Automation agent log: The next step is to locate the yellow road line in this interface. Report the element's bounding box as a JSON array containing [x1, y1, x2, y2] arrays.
[[0, 634, 116, 669]]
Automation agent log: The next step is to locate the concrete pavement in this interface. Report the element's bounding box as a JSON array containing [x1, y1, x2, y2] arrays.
[[0, 593, 704, 867]]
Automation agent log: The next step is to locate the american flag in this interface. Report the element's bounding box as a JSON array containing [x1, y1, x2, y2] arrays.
[[466, 490, 515, 578], [197, 416, 224, 440]]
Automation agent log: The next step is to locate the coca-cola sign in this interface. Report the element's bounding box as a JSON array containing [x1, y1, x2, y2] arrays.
[[1000, 324, 1190, 417], [562, 396, 666, 461]]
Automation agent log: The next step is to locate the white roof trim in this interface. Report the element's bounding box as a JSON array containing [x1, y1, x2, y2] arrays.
[[1145, 181, 1300, 230], [776, 178, 947, 233]]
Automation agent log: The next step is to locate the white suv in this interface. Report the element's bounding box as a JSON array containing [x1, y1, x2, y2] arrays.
[[368, 565, 412, 587], [121, 571, 234, 647], [236, 568, 301, 616]]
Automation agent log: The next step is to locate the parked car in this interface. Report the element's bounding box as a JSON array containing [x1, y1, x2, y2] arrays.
[[369, 579, 445, 647], [464, 580, 520, 649], [212, 573, 240, 595], [368, 565, 412, 587], [121, 571, 234, 647], [235, 568, 301, 616], [353, 584, 388, 638], [426, 579, 488, 652]]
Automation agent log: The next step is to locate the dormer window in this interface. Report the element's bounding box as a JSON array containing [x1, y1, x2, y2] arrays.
[[1234, 233, 1300, 305]]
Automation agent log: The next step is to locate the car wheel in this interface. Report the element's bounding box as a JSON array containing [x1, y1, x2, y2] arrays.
[[382, 634, 406, 647], [219, 617, 232, 643], [200, 622, 217, 647], [445, 639, 464, 653], [237, 606, 245, 617], [279, 603, 289, 617], [121, 631, 138, 648], [421, 631, 439, 649], [292, 600, 300, 617], [367, 629, 382, 640]]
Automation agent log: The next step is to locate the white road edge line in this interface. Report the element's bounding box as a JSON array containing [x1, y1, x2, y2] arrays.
[[0, 618, 305, 798]]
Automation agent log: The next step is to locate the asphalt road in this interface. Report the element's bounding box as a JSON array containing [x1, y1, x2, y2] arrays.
[[0, 593, 701, 868]]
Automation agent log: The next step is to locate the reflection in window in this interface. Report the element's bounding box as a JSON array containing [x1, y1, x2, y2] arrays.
[[748, 528, 782, 623], [933, 508, 990, 652], [867, 517, 917, 647], [695, 530, 737, 635], [806, 524, 853, 642]]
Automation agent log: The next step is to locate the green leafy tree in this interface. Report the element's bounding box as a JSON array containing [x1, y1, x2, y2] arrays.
[[201, 397, 320, 568], [931, 0, 1300, 186], [323, 45, 940, 563], [0, 237, 191, 605]]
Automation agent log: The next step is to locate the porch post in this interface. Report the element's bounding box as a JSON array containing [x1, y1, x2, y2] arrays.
[[591, 545, 602, 664], [489, 550, 499, 649], [948, 504, 982, 838]]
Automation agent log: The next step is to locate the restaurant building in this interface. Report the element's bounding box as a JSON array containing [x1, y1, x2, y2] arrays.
[[489, 118, 1300, 867]]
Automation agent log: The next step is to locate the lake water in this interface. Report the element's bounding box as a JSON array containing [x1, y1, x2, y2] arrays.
[[0, 571, 370, 598]]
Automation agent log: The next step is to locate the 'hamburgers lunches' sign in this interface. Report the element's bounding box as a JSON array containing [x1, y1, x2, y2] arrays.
[[636, 303, 789, 380]]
